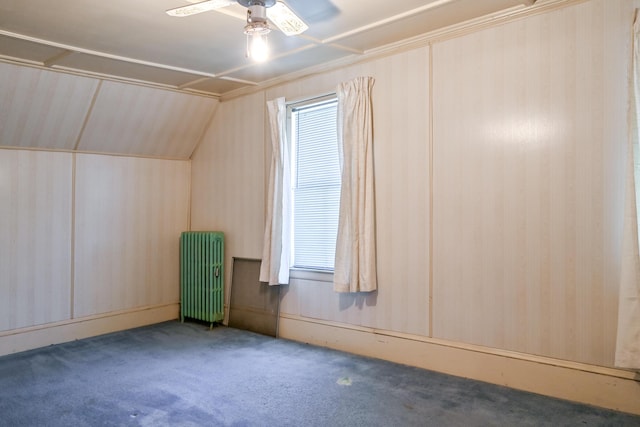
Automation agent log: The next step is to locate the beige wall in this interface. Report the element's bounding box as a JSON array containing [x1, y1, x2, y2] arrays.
[[0, 150, 73, 330], [191, 91, 266, 315], [0, 149, 189, 350], [191, 0, 635, 368], [74, 154, 190, 317], [431, 0, 629, 366], [0, 62, 202, 351]]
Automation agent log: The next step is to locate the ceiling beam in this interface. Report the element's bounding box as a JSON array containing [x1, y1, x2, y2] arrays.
[[0, 29, 218, 79], [321, 0, 460, 45]]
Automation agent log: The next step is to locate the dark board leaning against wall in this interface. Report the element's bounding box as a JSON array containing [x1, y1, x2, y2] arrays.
[[229, 258, 280, 337]]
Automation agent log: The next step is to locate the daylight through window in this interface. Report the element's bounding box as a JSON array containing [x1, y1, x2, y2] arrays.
[[289, 96, 340, 271]]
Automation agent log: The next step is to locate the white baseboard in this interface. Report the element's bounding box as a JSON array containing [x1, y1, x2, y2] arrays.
[[278, 314, 640, 415], [0, 303, 179, 357]]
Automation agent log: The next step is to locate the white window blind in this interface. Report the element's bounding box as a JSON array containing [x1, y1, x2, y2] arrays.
[[290, 97, 340, 271]]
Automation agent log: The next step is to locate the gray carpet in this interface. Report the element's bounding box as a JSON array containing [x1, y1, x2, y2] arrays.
[[0, 321, 638, 426]]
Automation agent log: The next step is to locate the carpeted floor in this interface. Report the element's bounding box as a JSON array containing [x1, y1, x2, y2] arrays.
[[0, 321, 638, 426]]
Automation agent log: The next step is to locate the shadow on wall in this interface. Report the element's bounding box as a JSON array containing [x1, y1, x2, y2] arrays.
[[339, 291, 378, 311]]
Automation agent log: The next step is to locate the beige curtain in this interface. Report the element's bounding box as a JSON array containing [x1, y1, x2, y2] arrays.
[[259, 97, 291, 285], [615, 11, 640, 369], [334, 77, 377, 293]]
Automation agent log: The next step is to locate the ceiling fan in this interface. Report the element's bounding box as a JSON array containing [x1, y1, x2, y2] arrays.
[[166, 0, 309, 36]]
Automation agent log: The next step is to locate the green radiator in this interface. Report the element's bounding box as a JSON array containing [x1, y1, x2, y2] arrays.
[[180, 231, 224, 327]]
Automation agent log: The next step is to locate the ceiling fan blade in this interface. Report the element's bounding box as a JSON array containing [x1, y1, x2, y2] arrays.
[[166, 0, 235, 17], [267, 1, 308, 36]]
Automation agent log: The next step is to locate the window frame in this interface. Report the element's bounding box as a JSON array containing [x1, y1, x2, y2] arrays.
[[286, 93, 340, 277]]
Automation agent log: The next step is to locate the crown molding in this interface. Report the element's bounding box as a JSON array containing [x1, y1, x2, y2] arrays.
[[219, 0, 584, 102]]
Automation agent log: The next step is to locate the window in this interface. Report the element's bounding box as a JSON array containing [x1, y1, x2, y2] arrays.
[[288, 95, 340, 271]]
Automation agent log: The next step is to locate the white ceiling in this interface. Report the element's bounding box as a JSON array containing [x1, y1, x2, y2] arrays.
[[0, 0, 537, 98]]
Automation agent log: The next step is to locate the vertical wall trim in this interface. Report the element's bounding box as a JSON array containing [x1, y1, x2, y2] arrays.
[[73, 80, 103, 151], [262, 91, 268, 238], [188, 157, 193, 233], [428, 42, 434, 338], [70, 152, 76, 319]]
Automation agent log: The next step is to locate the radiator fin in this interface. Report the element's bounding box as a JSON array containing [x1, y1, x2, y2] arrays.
[[180, 231, 224, 326]]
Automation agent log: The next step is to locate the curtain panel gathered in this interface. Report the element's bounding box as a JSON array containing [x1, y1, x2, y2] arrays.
[[333, 77, 378, 293], [615, 11, 640, 369], [259, 97, 291, 286]]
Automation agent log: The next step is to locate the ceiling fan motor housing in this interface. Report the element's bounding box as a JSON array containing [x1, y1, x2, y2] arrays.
[[247, 5, 268, 25], [238, 0, 277, 8]]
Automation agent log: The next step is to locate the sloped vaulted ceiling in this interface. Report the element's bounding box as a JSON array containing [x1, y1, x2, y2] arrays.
[[0, 0, 543, 157], [0, 61, 218, 159]]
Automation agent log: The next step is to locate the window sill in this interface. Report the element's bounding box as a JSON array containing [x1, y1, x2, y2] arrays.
[[290, 268, 334, 283]]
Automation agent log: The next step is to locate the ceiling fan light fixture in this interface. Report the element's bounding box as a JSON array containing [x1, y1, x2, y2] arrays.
[[244, 4, 271, 62], [246, 31, 269, 62], [167, 0, 307, 62]]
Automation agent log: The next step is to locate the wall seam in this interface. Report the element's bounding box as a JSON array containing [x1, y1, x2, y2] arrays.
[[187, 160, 192, 232], [428, 42, 434, 338], [70, 152, 76, 319]]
